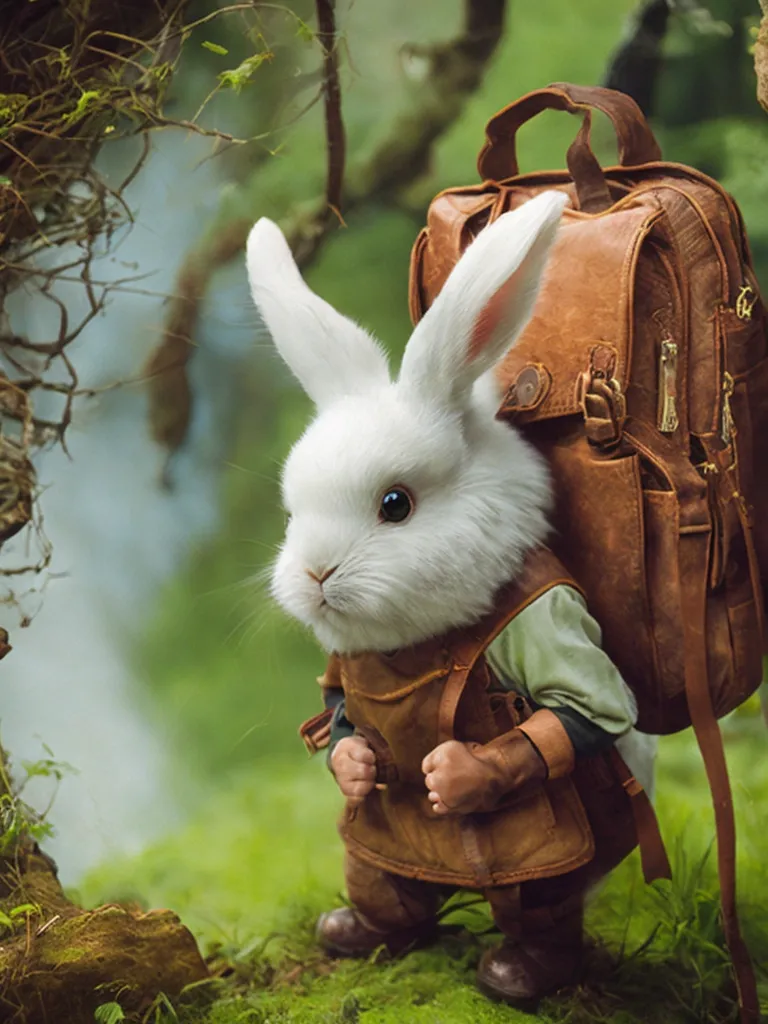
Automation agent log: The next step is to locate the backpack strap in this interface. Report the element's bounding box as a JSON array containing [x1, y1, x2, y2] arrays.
[[623, 415, 759, 1020], [297, 654, 344, 753], [678, 529, 760, 1024], [437, 545, 670, 887], [437, 548, 579, 744]]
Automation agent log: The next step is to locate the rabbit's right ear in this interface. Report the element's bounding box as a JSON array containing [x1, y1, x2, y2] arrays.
[[246, 219, 390, 408]]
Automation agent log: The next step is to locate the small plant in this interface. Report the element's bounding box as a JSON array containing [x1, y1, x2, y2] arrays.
[[0, 740, 76, 857], [142, 991, 179, 1023], [94, 1002, 126, 1024], [0, 901, 41, 936]]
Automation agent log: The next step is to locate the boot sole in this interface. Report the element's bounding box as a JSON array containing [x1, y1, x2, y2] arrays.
[[476, 975, 540, 1015]]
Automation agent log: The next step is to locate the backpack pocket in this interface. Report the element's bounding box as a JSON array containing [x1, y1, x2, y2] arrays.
[[548, 442, 661, 725], [718, 304, 767, 379], [643, 491, 685, 702]]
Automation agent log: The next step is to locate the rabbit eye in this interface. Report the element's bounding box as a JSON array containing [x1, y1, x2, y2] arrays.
[[379, 487, 413, 524]]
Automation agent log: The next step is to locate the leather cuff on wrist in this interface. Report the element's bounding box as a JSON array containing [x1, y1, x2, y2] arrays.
[[476, 727, 546, 793], [517, 708, 575, 780]]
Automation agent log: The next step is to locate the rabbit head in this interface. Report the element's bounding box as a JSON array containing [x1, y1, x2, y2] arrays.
[[246, 191, 567, 654]]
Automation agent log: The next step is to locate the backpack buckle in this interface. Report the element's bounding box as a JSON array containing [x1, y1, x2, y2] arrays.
[[576, 358, 626, 450]]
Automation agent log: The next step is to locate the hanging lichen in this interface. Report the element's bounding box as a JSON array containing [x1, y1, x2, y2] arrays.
[[756, 0, 768, 113]]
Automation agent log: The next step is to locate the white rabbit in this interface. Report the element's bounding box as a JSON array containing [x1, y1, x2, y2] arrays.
[[245, 190, 655, 795], [246, 192, 565, 656]]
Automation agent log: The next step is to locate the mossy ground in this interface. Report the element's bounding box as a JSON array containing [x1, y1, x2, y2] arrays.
[[80, 705, 768, 1023]]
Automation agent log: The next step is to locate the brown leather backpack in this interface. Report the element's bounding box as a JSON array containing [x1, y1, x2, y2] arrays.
[[408, 83, 766, 1024]]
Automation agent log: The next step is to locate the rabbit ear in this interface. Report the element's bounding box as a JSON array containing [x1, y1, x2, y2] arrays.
[[246, 218, 390, 407], [398, 191, 568, 411]]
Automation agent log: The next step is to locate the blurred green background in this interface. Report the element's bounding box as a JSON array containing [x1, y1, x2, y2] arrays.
[[65, 0, 768, 1020]]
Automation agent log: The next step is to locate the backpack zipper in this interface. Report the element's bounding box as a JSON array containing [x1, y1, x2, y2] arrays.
[[735, 283, 757, 321], [657, 339, 679, 433]]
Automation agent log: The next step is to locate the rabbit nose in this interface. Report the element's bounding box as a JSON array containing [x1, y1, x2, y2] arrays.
[[306, 565, 338, 585]]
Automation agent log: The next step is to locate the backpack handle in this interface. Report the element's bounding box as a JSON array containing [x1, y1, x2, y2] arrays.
[[477, 83, 662, 185]]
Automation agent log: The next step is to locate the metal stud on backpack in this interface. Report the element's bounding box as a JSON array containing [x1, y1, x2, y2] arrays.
[[409, 82, 767, 1024]]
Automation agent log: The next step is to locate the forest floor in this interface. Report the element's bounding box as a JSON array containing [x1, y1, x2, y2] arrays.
[[80, 704, 768, 1024]]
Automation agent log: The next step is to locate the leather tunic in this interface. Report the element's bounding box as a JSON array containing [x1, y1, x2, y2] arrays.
[[333, 548, 602, 888]]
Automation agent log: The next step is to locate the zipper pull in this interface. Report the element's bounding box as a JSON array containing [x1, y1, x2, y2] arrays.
[[721, 371, 735, 445], [657, 339, 679, 434], [735, 283, 757, 321]]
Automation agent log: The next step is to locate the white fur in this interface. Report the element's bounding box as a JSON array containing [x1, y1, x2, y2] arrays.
[[246, 218, 390, 407], [246, 192, 568, 654]]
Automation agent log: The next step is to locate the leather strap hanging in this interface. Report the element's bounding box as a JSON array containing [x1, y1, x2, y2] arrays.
[[678, 530, 759, 1023], [609, 748, 671, 884]]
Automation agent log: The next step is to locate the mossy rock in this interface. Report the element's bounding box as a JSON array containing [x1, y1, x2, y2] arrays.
[[0, 902, 208, 1023], [0, 850, 209, 1023]]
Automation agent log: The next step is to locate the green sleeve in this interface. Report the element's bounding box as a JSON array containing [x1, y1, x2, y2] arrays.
[[326, 698, 355, 769], [486, 584, 637, 749]]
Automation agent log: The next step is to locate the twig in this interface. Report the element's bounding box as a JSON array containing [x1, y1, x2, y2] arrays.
[[315, 0, 345, 220]]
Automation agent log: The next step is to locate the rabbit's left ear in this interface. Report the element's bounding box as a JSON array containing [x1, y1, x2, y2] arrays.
[[246, 219, 390, 408], [398, 191, 568, 411]]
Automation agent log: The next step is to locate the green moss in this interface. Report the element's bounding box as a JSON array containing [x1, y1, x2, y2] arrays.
[[39, 944, 90, 966]]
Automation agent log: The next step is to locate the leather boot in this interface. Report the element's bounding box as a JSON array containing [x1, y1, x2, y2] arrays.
[[476, 897, 584, 1010], [316, 906, 437, 958]]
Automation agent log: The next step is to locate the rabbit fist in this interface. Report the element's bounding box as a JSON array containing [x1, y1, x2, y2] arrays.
[[422, 735, 546, 816], [331, 736, 377, 805]]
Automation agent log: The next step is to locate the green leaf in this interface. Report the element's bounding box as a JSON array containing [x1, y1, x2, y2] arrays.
[[62, 90, 102, 127], [22, 756, 76, 782], [9, 903, 40, 919], [94, 1002, 125, 1024], [295, 19, 315, 42], [28, 820, 54, 843], [202, 41, 229, 56], [0, 911, 13, 929], [218, 52, 273, 93]]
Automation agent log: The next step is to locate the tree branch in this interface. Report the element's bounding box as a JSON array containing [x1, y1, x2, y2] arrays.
[[316, 0, 345, 220], [602, 0, 671, 115]]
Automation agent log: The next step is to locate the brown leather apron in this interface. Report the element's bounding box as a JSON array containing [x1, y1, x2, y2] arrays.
[[337, 549, 601, 888]]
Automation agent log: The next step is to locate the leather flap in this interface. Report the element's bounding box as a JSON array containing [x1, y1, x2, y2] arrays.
[[495, 195, 662, 423]]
